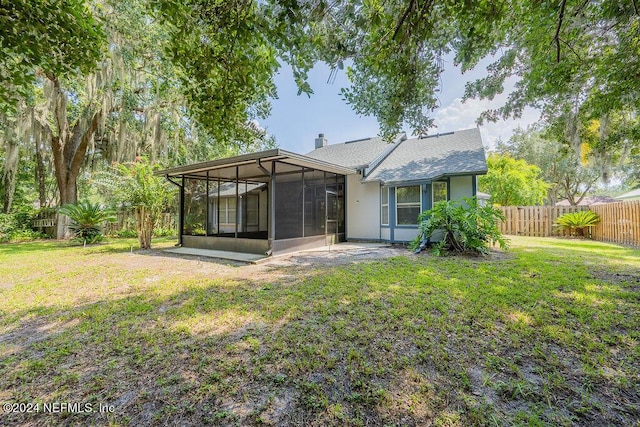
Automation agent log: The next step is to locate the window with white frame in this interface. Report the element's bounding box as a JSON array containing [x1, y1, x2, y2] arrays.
[[220, 197, 237, 224], [245, 194, 258, 225], [432, 181, 447, 207], [396, 186, 421, 225], [381, 187, 389, 225]]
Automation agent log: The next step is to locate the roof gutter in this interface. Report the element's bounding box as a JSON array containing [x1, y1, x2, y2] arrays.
[[165, 175, 183, 188], [370, 170, 488, 186], [256, 159, 271, 176], [154, 148, 356, 177]]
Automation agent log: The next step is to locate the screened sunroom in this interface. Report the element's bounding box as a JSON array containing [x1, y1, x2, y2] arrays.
[[157, 149, 352, 255]]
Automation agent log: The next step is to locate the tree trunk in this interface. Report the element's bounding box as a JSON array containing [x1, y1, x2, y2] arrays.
[[1, 139, 19, 213], [55, 212, 69, 240], [45, 74, 101, 238], [562, 175, 576, 206], [546, 185, 559, 206], [35, 135, 47, 208], [135, 206, 155, 249]]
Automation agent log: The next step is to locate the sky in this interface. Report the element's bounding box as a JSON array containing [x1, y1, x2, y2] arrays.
[[261, 57, 540, 154]]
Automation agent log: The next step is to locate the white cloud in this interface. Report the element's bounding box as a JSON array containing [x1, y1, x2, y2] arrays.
[[432, 70, 540, 149], [432, 96, 540, 149]]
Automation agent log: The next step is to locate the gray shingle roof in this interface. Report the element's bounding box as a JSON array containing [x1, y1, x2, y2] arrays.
[[615, 188, 640, 200], [556, 195, 617, 206], [364, 128, 487, 184], [306, 136, 392, 168]]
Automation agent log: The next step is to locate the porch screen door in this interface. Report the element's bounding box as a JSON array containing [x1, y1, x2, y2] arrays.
[[325, 189, 338, 245]]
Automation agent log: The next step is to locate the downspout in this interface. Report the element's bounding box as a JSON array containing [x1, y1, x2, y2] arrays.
[[268, 162, 276, 256], [471, 174, 477, 197], [235, 166, 239, 239], [165, 175, 184, 247], [379, 177, 382, 242], [256, 159, 271, 176]]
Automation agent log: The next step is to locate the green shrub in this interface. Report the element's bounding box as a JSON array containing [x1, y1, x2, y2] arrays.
[[554, 211, 600, 237], [94, 158, 174, 249], [108, 225, 175, 238], [410, 197, 508, 256], [0, 210, 48, 242], [0, 214, 16, 242], [59, 201, 116, 244], [113, 229, 138, 238], [153, 227, 177, 237], [184, 214, 204, 236], [6, 229, 49, 242]]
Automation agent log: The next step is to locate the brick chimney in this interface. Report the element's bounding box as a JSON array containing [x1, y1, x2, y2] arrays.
[[315, 133, 327, 149]]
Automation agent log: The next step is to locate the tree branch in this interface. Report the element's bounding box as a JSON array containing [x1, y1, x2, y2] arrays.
[[66, 107, 98, 167], [46, 73, 68, 138], [560, 38, 583, 62], [575, 174, 599, 206], [554, 0, 567, 63], [393, 0, 416, 41], [571, 0, 590, 17], [70, 111, 101, 177]]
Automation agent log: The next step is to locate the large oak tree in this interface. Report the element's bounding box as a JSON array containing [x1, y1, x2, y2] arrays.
[[3, 0, 640, 229]]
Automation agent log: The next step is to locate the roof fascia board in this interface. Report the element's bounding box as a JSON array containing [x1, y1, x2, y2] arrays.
[[368, 170, 488, 186], [155, 149, 283, 176], [156, 148, 356, 177]]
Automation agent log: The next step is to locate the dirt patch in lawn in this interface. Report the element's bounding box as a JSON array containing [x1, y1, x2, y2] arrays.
[[591, 270, 640, 286]]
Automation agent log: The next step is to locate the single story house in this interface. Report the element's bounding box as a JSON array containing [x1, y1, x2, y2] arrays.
[[614, 188, 640, 202], [157, 127, 487, 255], [556, 195, 617, 206]]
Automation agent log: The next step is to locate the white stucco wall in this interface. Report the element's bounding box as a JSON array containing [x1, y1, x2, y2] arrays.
[[346, 174, 380, 240], [381, 228, 390, 241], [450, 175, 474, 202]]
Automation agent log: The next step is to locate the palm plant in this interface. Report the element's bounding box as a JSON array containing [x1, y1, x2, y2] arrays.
[[554, 211, 600, 237], [93, 158, 174, 249], [59, 201, 116, 244]]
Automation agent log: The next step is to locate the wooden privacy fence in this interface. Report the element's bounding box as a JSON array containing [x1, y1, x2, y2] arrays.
[[33, 211, 177, 236], [497, 201, 640, 246], [104, 211, 177, 234], [590, 201, 640, 247], [498, 206, 587, 237]]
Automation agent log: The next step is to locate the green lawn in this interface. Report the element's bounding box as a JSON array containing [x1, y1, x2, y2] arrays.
[[0, 237, 638, 426]]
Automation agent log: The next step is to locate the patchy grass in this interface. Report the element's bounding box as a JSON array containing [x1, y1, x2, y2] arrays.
[[0, 236, 638, 426]]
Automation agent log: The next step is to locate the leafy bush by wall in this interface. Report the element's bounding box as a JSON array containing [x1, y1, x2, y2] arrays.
[[410, 197, 508, 256]]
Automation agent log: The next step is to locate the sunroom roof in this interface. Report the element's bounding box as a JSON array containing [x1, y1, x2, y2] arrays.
[[155, 148, 356, 182]]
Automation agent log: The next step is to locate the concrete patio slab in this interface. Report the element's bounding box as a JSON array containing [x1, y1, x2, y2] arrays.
[[293, 242, 392, 253], [163, 247, 267, 263], [164, 242, 398, 265]]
